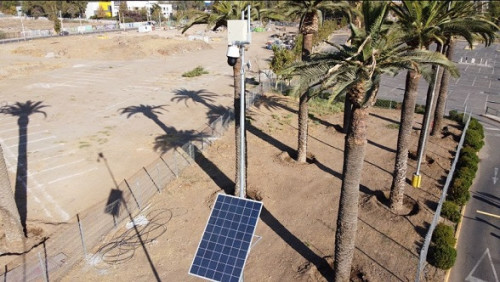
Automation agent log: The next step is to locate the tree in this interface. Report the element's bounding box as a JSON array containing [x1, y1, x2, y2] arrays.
[[181, 1, 258, 196], [387, 0, 481, 212], [287, 2, 457, 280], [0, 1, 18, 15], [268, 0, 351, 163], [431, 2, 498, 136]]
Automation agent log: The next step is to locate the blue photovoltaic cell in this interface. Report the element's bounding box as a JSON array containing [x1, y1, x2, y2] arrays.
[[189, 194, 263, 282]]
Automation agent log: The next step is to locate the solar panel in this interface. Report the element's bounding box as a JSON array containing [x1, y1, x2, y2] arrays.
[[189, 194, 263, 282]]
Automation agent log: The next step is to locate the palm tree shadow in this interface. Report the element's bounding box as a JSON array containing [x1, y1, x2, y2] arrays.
[[0, 101, 49, 236], [119, 104, 172, 134], [171, 88, 219, 108]]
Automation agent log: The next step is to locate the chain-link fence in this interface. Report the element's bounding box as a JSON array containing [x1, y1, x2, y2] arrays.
[[415, 112, 472, 282], [0, 86, 261, 281]]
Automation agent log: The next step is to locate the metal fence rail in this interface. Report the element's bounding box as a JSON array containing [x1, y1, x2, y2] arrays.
[[0, 86, 261, 281], [415, 111, 472, 282]]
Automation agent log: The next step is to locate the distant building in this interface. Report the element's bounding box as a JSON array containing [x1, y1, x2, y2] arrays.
[[85, 1, 172, 19]]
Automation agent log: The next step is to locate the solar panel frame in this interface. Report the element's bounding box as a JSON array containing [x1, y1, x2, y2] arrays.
[[189, 194, 263, 282]]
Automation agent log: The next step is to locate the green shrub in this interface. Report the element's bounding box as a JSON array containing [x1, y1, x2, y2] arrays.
[[448, 110, 464, 123], [460, 146, 478, 160], [432, 223, 456, 246], [457, 154, 479, 173], [415, 104, 426, 114], [441, 201, 461, 223], [454, 166, 477, 184], [428, 243, 457, 269], [448, 177, 471, 205], [468, 118, 484, 138], [182, 66, 209, 77], [465, 129, 485, 151]]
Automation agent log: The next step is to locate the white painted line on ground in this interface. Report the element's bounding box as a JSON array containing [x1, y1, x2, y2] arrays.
[[6, 136, 56, 148], [2, 130, 49, 141], [464, 93, 471, 106], [30, 143, 64, 153], [48, 167, 98, 184], [0, 124, 40, 134], [29, 159, 85, 176], [485, 133, 500, 137], [484, 127, 500, 131], [31, 150, 76, 163], [465, 248, 499, 282], [0, 120, 23, 127]]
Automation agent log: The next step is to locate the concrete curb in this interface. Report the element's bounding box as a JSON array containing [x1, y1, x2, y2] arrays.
[[482, 114, 500, 123], [444, 204, 468, 282]]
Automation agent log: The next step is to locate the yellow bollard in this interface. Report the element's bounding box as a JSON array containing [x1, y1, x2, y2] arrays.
[[412, 173, 421, 188]]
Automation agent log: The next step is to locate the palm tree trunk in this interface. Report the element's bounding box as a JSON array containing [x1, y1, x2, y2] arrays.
[[297, 90, 309, 163], [415, 43, 442, 159], [296, 31, 314, 163], [0, 144, 24, 246], [432, 38, 455, 136], [390, 70, 421, 212], [234, 57, 245, 196], [343, 97, 352, 133], [334, 103, 368, 282]]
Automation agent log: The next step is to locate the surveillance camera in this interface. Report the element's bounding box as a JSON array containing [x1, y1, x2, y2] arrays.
[[226, 44, 240, 67]]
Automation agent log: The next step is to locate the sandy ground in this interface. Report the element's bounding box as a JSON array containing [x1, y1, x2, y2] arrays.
[[61, 97, 460, 282], [0, 23, 275, 226], [0, 20, 461, 281]]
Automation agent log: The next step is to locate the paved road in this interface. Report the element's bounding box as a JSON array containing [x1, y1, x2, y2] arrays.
[[449, 116, 500, 282]]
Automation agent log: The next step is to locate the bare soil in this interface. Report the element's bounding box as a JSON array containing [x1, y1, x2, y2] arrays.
[[62, 96, 460, 281], [0, 19, 461, 281]]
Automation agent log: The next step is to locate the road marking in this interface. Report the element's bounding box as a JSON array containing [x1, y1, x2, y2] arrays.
[[464, 93, 471, 106], [494, 168, 499, 185], [6, 136, 56, 148], [48, 167, 98, 184], [465, 248, 499, 282], [477, 210, 500, 219], [29, 159, 85, 176], [0, 124, 40, 134], [484, 127, 500, 131], [2, 130, 49, 141]]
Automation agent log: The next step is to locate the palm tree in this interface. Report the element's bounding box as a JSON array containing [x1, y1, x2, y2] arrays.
[[387, 0, 487, 212], [431, 2, 498, 136], [181, 1, 258, 196], [287, 2, 457, 280], [269, 0, 351, 163], [1, 100, 48, 236]]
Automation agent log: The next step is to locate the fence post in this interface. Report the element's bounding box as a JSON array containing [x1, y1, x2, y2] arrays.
[[77, 214, 87, 258], [135, 180, 142, 209], [124, 179, 141, 210]]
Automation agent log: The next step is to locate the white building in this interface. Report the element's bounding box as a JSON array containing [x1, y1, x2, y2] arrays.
[[85, 1, 172, 19]]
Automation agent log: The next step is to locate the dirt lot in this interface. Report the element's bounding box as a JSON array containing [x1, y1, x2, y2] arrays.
[[0, 20, 460, 281], [61, 96, 460, 281]]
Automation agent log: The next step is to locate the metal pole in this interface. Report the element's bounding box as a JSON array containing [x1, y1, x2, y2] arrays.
[[415, 46, 443, 178], [239, 43, 246, 199]]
